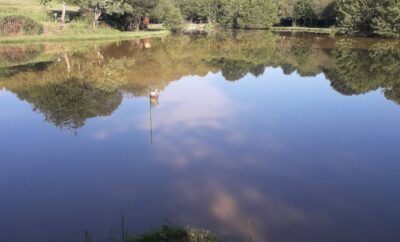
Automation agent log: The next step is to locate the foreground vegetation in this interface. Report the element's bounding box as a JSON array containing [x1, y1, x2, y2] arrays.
[[108, 225, 222, 242]]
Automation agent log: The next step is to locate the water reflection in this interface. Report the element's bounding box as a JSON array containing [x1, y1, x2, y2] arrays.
[[1, 32, 399, 131], [1, 33, 399, 130], [0, 32, 400, 242]]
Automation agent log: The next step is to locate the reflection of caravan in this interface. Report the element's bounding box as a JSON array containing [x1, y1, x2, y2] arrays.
[[149, 89, 159, 107], [148, 89, 159, 144], [136, 39, 151, 49]]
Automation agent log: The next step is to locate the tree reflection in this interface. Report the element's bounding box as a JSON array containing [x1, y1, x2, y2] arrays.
[[328, 40, 400, 102], [16, 78, 123, 130], [1, 32, 400, 130]]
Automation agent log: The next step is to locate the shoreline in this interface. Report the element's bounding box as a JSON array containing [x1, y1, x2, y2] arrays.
[[0, 30, 169, 45], [270, 26, 336, 34]]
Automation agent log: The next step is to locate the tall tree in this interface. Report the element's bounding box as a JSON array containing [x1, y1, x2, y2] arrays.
[[127, 0, 159, 31], [335, 0, 376, 35], [237, 0, 279, 29], [294, 0, 317, 26], [218, 0, 242, 28], [277, 0, 296, 25], [372, 0, 400, 37], [219, 0, 279, 29], [80, 0, 133, 27], [154, 0, 185, 32]]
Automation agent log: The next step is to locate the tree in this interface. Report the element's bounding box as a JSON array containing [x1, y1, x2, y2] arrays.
[[372, 0, 400, 37], [154, 0, 185, 32], [294, 0, 317, 26], [219, 0, 279, 29], [218, 0, 242, 28], [40, 0, 79, 27], [336, 0, 399, 37], [174, 0, 222, 23], [126, 0, 159, 31], [335, 0, 376, 35], [277, 0, 296, 25], [80, 0, 133, 27], [236, 0, 279, 29]]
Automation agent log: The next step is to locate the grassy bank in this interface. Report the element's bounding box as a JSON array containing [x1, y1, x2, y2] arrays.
[[271, 26, 336, 34], [0, 30, 169, 44]]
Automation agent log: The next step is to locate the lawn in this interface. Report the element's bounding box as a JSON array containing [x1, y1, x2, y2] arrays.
[[0, 0, 168, 44]]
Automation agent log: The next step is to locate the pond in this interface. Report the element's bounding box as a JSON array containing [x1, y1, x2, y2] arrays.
[[1, 31, 400, 242]]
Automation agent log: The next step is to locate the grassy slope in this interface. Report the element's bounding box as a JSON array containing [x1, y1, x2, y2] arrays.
[[0, 0, 168, 44]]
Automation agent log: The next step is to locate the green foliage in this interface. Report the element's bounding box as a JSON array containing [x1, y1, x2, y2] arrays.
[[39, 0, 80, 7], [0, 0, 391, 36], [237, 0, 279, 29], [126, 0, 159, 29], [335, 0, 376, 35], [277, 0, 296, 21], [79, 0, 134, 26], [277, 0, 335, 26], [0, 15, 43, 35], [155, 0, 184, 32], [336, 0, 400, 37], [372, 0, 400, 37], [174, 0, 223, 23], [294, 0, 317, 26], [218, 0, 279, 29], [217, 0, 241, 28]]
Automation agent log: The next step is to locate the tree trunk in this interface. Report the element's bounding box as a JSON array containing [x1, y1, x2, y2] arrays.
[[93, 6, 102, 27], [135, 18, 141, 31], [61, 1, 66, 27]]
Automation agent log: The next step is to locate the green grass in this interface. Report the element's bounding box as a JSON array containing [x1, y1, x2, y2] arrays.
[[271, 26, 336, 34], [0, 0, 49, 22], [0, 0, 168, 44]]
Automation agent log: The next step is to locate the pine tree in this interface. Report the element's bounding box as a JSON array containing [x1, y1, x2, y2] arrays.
[[235, 0, 279, 29], [218, 0, 242, 28], [372, 0, 400, 37], [335, 0, 376, 35], [154, 0, 184, 32], [294, 0, 317, 26]]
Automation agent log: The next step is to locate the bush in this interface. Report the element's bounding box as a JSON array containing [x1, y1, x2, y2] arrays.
[[0, 15, 43, 36]]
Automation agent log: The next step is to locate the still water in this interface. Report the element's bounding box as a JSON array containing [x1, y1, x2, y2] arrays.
[[1, 31, 400, 242]]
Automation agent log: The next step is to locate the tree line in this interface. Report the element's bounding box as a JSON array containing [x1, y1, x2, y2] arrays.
[[40, 0, 400, 37]]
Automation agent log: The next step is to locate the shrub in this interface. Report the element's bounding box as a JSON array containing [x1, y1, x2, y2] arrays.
[[0, 15, 43, 36]]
